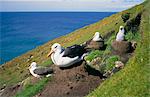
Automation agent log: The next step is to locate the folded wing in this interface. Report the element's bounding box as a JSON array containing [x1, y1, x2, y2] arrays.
[[62, 44, 86, 58], [34, 67, 53, 76]]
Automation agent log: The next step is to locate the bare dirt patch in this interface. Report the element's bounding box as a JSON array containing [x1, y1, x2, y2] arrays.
[[35, 61, 104, 97]]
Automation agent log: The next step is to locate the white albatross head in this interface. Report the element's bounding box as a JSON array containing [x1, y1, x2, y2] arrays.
[[92, 32, 103, 41], [47, 43, 62, 57], [29, 62, 40, 78], [119, 26, 125, 33], [29, 62, 37, 70], [116, 26, 125, 41]]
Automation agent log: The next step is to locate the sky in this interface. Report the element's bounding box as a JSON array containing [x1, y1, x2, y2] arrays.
[[0, 0, 144, 12]]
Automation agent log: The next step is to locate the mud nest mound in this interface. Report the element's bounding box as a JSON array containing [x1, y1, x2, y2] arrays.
[[111, 40, 133, 54], [111, 40, 134, 63], [85, 40, 105, 50], [36, 61, 104, 97]]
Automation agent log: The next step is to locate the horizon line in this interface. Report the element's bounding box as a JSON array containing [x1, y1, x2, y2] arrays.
[[0, 11, 118, 12]]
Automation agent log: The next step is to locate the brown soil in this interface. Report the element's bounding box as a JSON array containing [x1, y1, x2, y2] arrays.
[[0, 77, 39, 97], [0, 83, 22, 97], [0, 61, 104, 97], [35, 61, 104, 97]]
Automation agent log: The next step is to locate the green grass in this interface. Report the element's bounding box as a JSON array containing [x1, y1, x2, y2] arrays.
[[105, 55, 120, 71], [85, 50, 104, 62], [14, 77, 50, 97], [125, 31, 140, 41], [41, 60, 53, 67], [103, 35, 115, 56], [87, 1, 150, 97], [13, 60, 52, 97], [121, 12, 130, 23]]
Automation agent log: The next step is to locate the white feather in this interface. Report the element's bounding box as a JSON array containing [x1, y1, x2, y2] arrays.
[[50, 43, 83, 67], [29, 62, 40, 78], [116, 26, 125, 41], [92, 32, 103, 41]]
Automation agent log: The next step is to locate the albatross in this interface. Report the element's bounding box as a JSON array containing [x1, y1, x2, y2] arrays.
[[116, 26, 125, 41], [47, 43, 87, 67], [92, 32, 104, 41], [29, 62, 53, 78], [83, 32, 104, 50]]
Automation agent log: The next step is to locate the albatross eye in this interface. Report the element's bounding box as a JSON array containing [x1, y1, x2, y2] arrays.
[[55, 46, 58, 48]]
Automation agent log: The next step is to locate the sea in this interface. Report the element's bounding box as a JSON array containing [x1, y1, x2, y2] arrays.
[[0, 12, 115, 65]]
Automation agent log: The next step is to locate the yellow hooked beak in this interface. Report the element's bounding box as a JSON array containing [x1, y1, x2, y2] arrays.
[[47, 50, 54, 57]]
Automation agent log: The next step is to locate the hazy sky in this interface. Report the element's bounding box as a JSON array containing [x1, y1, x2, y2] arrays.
[[0, 0, 144, 12]]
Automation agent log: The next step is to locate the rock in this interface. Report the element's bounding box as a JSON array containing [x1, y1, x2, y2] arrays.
[[109, 61, 124, 75], [90, 57, 102, 66], [103, 70, 112, 78], [115, 61, 124, 68], [86, 57, 102, 71], [103, 61, 124, 77]]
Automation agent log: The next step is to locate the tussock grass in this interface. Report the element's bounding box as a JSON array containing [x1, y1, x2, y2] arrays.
[[125, 31, 141, 41]]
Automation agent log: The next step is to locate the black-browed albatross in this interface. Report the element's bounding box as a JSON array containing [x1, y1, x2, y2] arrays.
[[47, 43, 87, 67], [29, 62, 53, 78]]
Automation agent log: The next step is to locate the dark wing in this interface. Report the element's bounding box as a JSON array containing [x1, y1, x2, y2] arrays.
[[62, 44, 86, 58], [34, 67, 53, 76]]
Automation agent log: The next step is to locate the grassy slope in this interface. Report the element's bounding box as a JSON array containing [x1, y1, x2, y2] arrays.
[[0, 3, 147, 97], [0, 6, 124, 87], [88, 1, 150, 97]]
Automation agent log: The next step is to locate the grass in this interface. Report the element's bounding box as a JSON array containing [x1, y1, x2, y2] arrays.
[[87, 1, 150, 97], [41, 59, 53, 67], [85, 50, 103, 62], [105, 55, 120, 71], [14, 77, 50, 97], [103, 35, 115, 55], [13, 60, 52, 97], [125, 31, 141, 41]]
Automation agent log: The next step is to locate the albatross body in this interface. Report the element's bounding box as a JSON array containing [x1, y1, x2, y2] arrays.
[[47, 43, 86, 67], [116, 26, 125, 41], [29, 62, 53, 78]]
